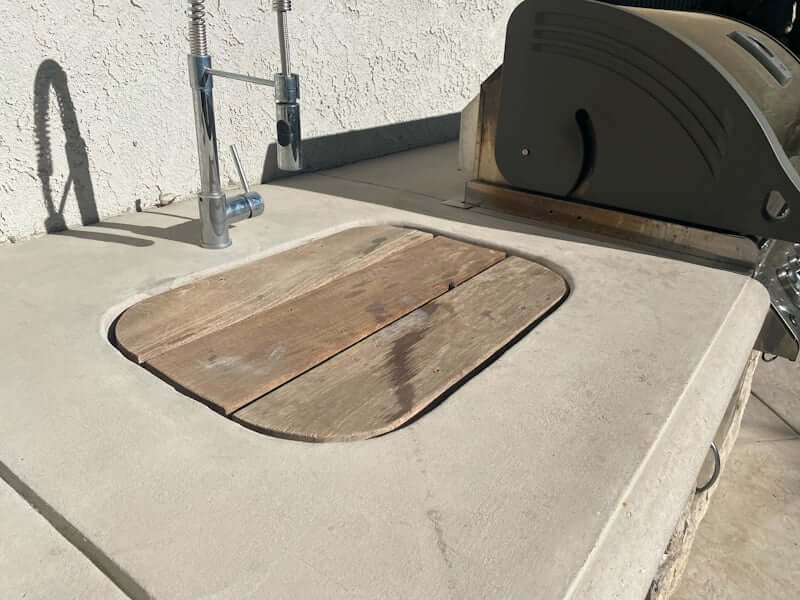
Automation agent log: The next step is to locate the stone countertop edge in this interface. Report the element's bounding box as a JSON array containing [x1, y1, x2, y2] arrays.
[[0, 143, 771, 600]]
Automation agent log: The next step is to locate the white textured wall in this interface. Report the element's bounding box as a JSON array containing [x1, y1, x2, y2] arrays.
[[0, 1, 517, 243]]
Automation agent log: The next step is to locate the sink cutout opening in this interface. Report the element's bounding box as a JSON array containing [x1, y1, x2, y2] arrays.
[[110, 225, 568, 443]]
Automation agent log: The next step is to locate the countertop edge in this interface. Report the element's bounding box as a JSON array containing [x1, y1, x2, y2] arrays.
[[565, 278, 770, 599]]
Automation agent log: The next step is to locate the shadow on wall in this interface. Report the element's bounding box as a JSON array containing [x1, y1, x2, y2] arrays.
[[33, 59, 98, 233], [260, 113, 461, 183], [30, 60, 204, 248]]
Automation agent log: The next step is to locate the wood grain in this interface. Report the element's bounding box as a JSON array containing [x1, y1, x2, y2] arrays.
[[115, 226, 431, 363], [233, 257, 568, 442], [147, 236, 505, 415]]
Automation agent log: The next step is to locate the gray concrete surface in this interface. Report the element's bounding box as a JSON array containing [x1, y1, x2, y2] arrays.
[[0, 480, 125, 600], [0, 143, 769, 599], [673, 358, 800, 600]]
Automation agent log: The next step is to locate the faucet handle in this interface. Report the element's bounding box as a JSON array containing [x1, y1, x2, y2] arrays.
[[229, 144, 250, 193], [226, 144, 265, 224]]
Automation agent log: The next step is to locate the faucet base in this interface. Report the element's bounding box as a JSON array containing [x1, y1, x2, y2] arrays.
[[198, 192, 232, 249], [198, 191, 265, 249], [200, 239, 232, 250]]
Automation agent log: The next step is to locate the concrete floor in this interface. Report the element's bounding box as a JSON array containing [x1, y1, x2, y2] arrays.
[[673, 355, 800, 599]]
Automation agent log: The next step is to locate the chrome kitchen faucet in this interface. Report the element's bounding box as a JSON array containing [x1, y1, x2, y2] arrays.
[[187, 0, 302, 249]]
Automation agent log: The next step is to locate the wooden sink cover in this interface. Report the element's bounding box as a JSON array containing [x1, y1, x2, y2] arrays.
[[114, 226, 567, 442]]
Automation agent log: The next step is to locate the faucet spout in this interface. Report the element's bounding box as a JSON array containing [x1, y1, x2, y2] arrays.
[[275, 73, 302, 172], [272, 0, 302, 172]]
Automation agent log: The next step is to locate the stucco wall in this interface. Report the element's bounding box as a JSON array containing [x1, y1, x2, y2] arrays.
[[0, 0, 517, 244]]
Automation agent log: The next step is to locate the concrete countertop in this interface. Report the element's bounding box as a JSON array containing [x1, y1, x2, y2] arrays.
[[0, 479, 126, 599], [0, 142, 769, 599]]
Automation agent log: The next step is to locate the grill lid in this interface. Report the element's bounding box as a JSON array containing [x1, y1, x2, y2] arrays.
[[495, 0, 800, 242]]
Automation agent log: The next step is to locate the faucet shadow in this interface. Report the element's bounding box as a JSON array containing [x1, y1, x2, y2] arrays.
[[34, 59, 97, 233], [91, 213, 202, 246], [33, 59, 202, 248]]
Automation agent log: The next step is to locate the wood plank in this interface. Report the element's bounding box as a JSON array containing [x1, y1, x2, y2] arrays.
[[115, 226, 431, 363], [147, 236, 505, 415], [233, 257, 568, 442]]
